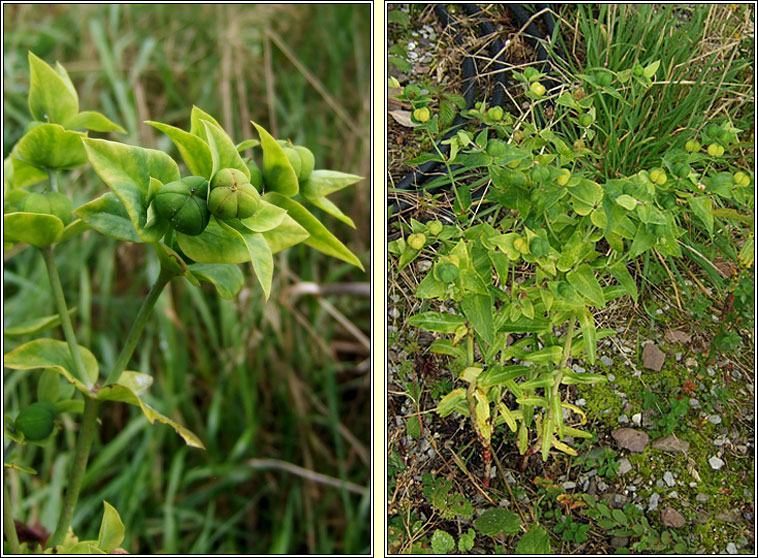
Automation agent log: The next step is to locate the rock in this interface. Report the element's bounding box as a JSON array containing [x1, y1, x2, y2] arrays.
[[618, 457, 633, 475], [652, 434, 690, 453], [597, 480, 609, 492], [708, 456, 725, 470], [618, 414, 630, 424], [690, 398, 701, 409], [612, 428, 650, 453], [649, 493, 660, 511], [684, 357, 698, 368], [726, 542, 738, 554], [707, 414, 722, 425], [575, 398, 586, 407], [661, 506, 686, 528], [610, 536, 629, 549], [416, 259, 432, 272], [632, 413, 642, 426], [562, 481, 576, 490], [601, 355, 614, 366], [696, 493, 709, 503], [642, 343, 666, 371], [663, 471, 676, 487], [715, 510, 741, 524], [612, 493, 628, 508], [664, 330, 691, 344], [607, 373, 616, 382]]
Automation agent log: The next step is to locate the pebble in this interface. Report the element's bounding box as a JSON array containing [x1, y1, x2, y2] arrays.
[[572, 364, 586, 373], [708, 456, 725, 470], [726, 543, 737, 554], [696, 493, 709, 503], [663, 472, 675, 487], [618, 414, 630, 424], [689, 398, 701, 409], [708, 414, 722, 425], [562, 481, 576, 490], [685, 357, 698, 368], [607, 373, 616, 382], [575, 398, 586, 407], [597, 480, 608, 492], [388, 307, 400, 319], [600, 355, 614, 367], [618, 457, 633, 475], [648, 493, 660, 511], [669, 491, 678, 499], [675, 352, 682, 361], [416, 260, 432, 272], [632, 413, 642, 426]]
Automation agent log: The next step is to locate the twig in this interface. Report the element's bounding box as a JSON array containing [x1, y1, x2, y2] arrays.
[[247, 458, 367, 497]]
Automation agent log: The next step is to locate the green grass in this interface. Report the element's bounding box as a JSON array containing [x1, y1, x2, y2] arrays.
[[3, 4, 370, 554]]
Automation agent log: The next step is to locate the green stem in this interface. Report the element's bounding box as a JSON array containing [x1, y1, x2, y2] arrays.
[[47, 396, 100, 549], [553, 317, 576, 402], [3, 473, 21, 554], [48, 169, 58, 192], [104, 267, 172, 386], [466, 334, 474, 367], [41, 247, 87, 385]]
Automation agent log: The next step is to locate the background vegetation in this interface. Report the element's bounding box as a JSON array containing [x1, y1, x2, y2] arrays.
[[4, 3, 371, 554]]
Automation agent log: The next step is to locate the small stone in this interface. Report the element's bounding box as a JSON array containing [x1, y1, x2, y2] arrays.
[[607, 373, 616, 382], [597, 480, 609, 492], [664, 330, 691, 344], [669, 491, 679, 499], [618, 414, 630, 424], [562, 481, 576, 490], [695, 493, 709, 503], [575, 398, 586, 407], [656, 479, 665, 489], [610, 536, 629, 549], [685, 357, 697, 368], [618, 457, 633, 475], [661, 506, 686, 528], [707, 414, 722, 425], [689, 482, 698, 488], [726, 542, 737, 554], [642, 343, 666, 371], [632, 413, 642, 426], [663, 471, 675, 487], [652, 434, 690, 453], [612, 428, 650, 453], [612, 494, 628, 508], [690, 398, 701, 409], [708, 456, 725, 470], [388, 307, 400, 319], [416, 259, 432, 272], [648, 493, 660, 511], [600, 355, 614, 367], [675, 352, 682, 361], [715, 510, 741, 524], [573, 364, 586, 373]]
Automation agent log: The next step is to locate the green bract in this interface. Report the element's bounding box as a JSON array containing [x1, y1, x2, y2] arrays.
[[209, 168, 259, 220], [19, 191, 73, 225], [153, 176, 210, 236]]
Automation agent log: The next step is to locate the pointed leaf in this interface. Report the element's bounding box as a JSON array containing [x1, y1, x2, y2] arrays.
[[189, 106, 222, 141], [461, 293, 494, 344], [408, 312, 466, 333], [252, 121, 299, 196], [220, 222, 272, 299], [608, 261, 638, 303], [436, 389, 468, 417], [4, 338, 98, 390], [118, 371, 153, 396], [566, 264, 606, 308], [177, 217, 250, 264], [300, 169, 363, 197], [74, 192, 142, 242], [516, 526, 552, 554], [429, 339, 466, 359], [261, 213, 310, 254], [4, 307, 76, 336], [577, 308, 597, 364], [629, 223, 657, 258], [239, 200, 287, 233], [28, 52, 78, 124], [83, 138, 179, 242], [264, 192, 363, 270], [688, 196, 713, 235], [188, 263, 245, 299], [97, 501, 125, 553], [14, 123, 87, 170], [65, 111, 126, 134], [300, 193, 356, 228], [201, 120, 250, 180], [6, 155, 47, 188], [95, 384, 204, 448], [146, 120, 212, 178]]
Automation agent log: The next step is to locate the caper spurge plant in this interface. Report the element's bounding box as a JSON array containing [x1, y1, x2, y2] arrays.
[[3, 52, 364, 554]]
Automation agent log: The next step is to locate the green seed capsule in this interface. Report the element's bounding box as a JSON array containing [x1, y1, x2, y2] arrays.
[[209, 168, 259, 220], [407, 233, 426, 251], [15, 402, 57, 441], [153, 176, 210, 236]]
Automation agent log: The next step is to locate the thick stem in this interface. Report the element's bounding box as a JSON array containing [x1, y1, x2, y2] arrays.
[[47, 396, 100, 549], [104, 268, 172, 386], [48, 169, 58, 192], [3, 474, 21, 554], [551, 317, 576, 413], [42, 247, 87, 384]]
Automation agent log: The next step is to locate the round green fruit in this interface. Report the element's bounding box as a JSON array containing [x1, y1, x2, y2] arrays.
[[733, 171, 750, 187], [4, 189, 30, 213], [209, 168, 259, 220], [427, 220, 443, 235], [513, 237, 530, 255], [556, 169, 571, 186], [487, 106, 504, 121], [530, 82, 546, 97], [649, 168, 667, 185], [529, 237, 550, 258], [486, 139, 508, 157], [282, 145, 315, 181], [672, 162, 691, 178], [15, 402, 57, 441], [684, 139, 701, 153], [596, 71, 613, 87], [154, 176, 210, 236], [407, 233, 426, 251], [707, 143, 725, 157], [413, 107, 430, 123], [578, 113, 593, 127]]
